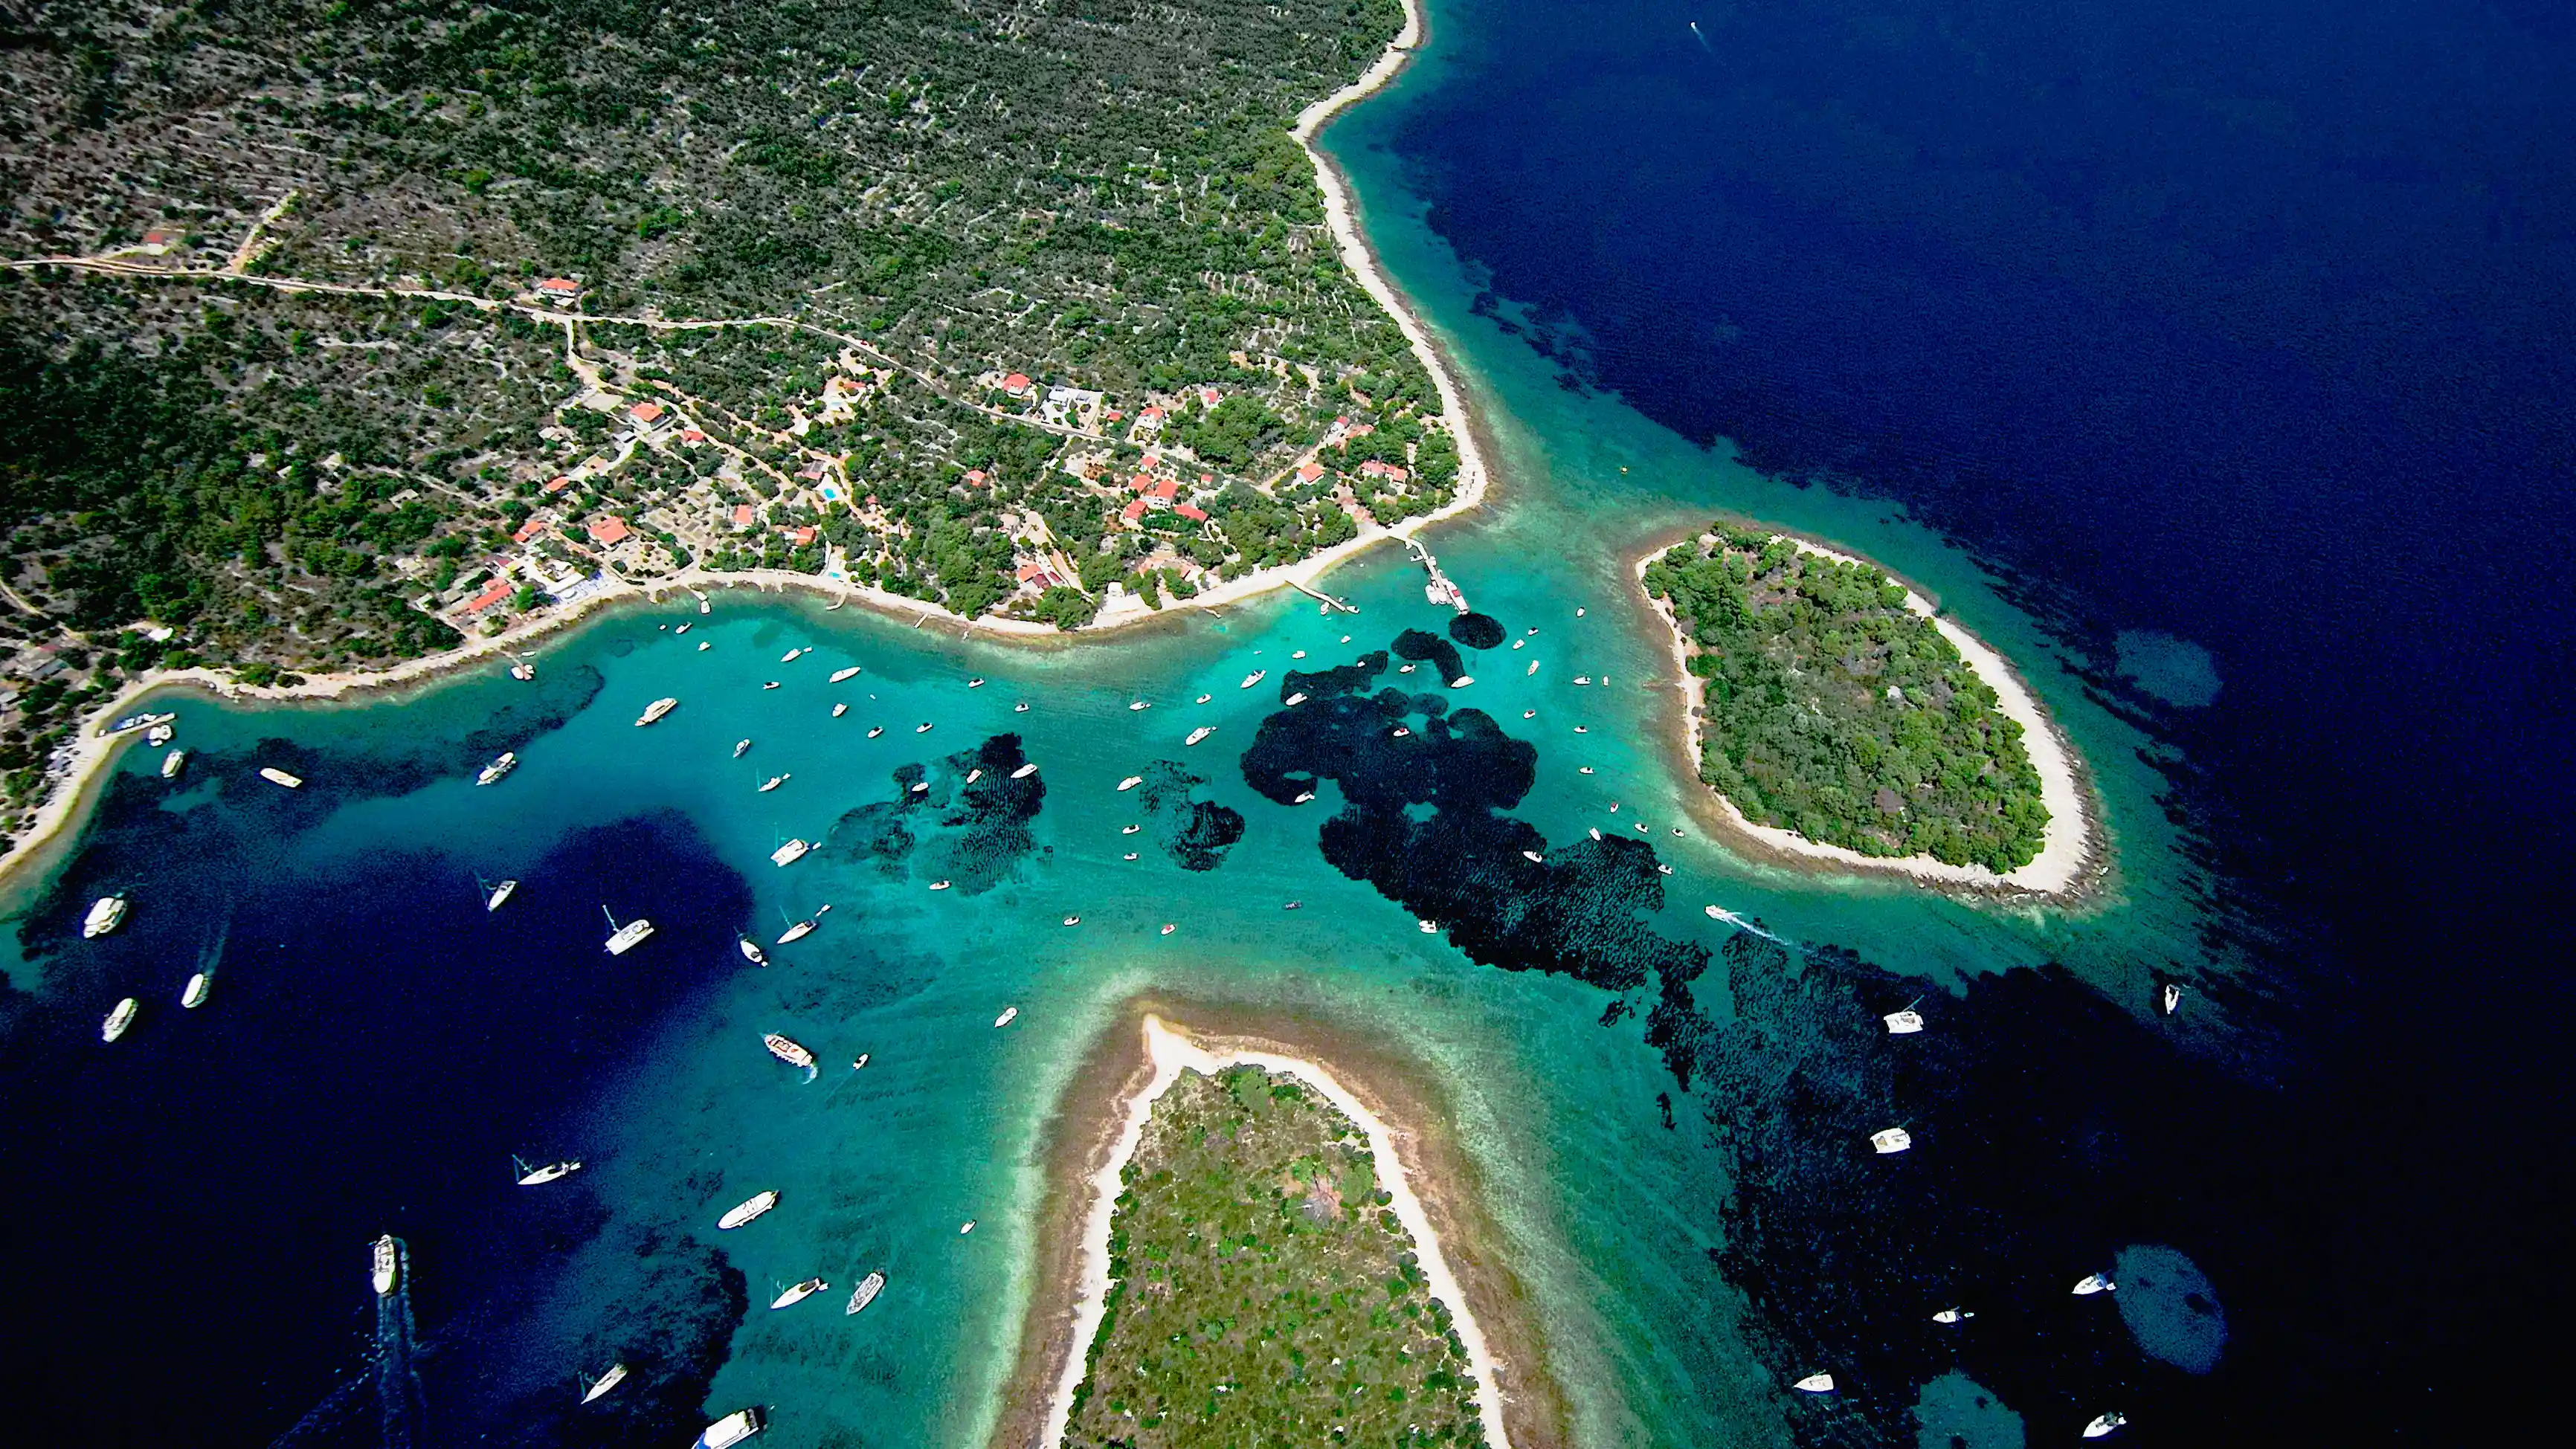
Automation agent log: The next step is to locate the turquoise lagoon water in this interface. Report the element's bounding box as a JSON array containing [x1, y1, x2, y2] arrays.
[[0, 31, 2254, 1449]]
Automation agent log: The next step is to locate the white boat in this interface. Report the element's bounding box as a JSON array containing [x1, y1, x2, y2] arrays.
[[603, 909, 654, 955], [1292, 791, 1316, 804], [2081, 1412, 2126, 1439], [511, 659, 536, 680], [698, 598, 712, 614], [1284, 692, 1309, 706], [372, 1235, 399, 1296], [846, 1271, 886, 1315], [764, 1033, 818, 1079], [677, 623, 691, 635], [1121, 824, 1141, 835], [1870, 1127, 1913, 1155], [1932, 1307, 1974, 1324], [928, 880, 951, 891], [1577, 765, 1593, 774], [1292, 650, 1307, 659], [770, 839, 810, 866], [1122, 852, 1138, 861], [1240, 670, 1266, 688], [102, 997, 138, 1042], [1194, 694, 1211, 704], [1118, 775, 1143, 791], [1014, 703, 1029, 712], [698, 641, 712, 651], [967, 677, 985, 688], [2163, 983, 2183, 1015], [770, 1277, 828, 1309], [83, 895, 128, 938], [486, 879, 518, 911], [1062, 915, 1080, 926], [1884, 1007, 1926, 1035], [735, 739, 753, 757], [965, 769, 982, 784], [867, 726, 883, 738], [831, 703, 848, 717], [1574, 725, 1589, 734], [1418, 919, 1438, 934], [260, 767, 303, 789], [777, 917, 817, 945], [758, 773, 790, 793], [915, 722, 933, 733], [1574, 676, 1592, 685], [161, 748, 186, 779], [1791, 1373, 1835, 1394], [698, 1407, 766, 1448], [1527, 660, 1539, 675], [1129, 700, 1150, 712], [851, 1053, 869, 1071], [1522, 709, 1536, 719], [1159, 923, 1176, 936], [1451, 676, 1475, 688], [1393, 727, 1411, 738], [2072, 1273, 2116, 1296], [476, 752, 518, 786], [1522, 851, 1544, 863], [1011, 763, 1038, 778], [1184, 726, 1214, 746], [830, 666, 862, 682], [145, 723, 174, 746], [909, 781, 930, 794], [718, 1190, 780, 1230], [580, 1363, 629, 1404], [1513, 639, 1526, 649], [780, 647, 805, 663], [1658, 865, 1673, 875], [1589, 827, 1603, 840], [181, 972, 210, 1009], [1398, 663, 1416, 674], [635, 697, 679, 726], [959, 1220, 976, 1235], [994, 1006, 1019, 1028], [517, 1157, 582, 1186]]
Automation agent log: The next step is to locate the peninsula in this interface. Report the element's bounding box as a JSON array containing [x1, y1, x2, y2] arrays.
[[0, 0, 1489, 876], [997, 1010, 1555, 1449], [1640, 524, 2096, 896]]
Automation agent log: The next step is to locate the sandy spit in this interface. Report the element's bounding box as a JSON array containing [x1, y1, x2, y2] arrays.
[[1632, 532, 2105, 901]]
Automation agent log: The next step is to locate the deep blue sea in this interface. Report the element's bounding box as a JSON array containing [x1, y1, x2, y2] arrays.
[[3, 2, 2569, 1445]]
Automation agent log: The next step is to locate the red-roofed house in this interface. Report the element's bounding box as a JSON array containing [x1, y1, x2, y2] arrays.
[[587, 516, 632, 547], [1121, 498, 1150, 523], [680, 427, 707, 445], [512, 516, 547, 544], [782, 525, 817, 547], [544, 476, 573, 494], [732, 505, 756, 529], [1173, 502, 1209, 523], [1129, 472, 1156, 494], [1296, 461, 1325, 483], [1002, 372, 1033, 397], [1359, 460, 1411, 483], [1197, 387, 1222, 407], [626, 400, 666, 427], [465, 577, 515, 615], [535, 277, 582, 303], [1150, 479, 1179, 502], [964, 469, 988, 487]]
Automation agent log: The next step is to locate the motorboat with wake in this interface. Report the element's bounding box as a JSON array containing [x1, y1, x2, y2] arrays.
[[476, 751, 518, 786], [181, 972, 210, 1009], [846, 1270, 886, 1315], [718, 1190, 779, 1230], [636, 697, 680, 726], [516, 1155, 583, 1186], [83, 894, 128, 938], [102, 997, 138, 1042], [602, 907, 654, 955], [373, 1235, 401, 1296], [764, 1033, 819, 1081]]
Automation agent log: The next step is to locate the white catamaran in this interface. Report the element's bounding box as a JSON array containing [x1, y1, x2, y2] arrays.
[[602, 907, 654, 955]]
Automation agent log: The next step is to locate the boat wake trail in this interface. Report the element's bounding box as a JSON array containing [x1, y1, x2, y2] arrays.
[[373, 1239, 428, 1449], [1704, 904, 1789, 946]]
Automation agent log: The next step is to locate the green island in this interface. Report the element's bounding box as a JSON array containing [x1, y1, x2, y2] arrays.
[[1643, 525, 2049, 873], [0, 0, 1458, 833], [1065, 1065, 1488, 1449]]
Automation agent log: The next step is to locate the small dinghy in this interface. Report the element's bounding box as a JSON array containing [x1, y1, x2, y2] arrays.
[[1870, 1127, 1913, 1155], [2072, 1273, 2116, 1296], [1791, 1373, 1835, 1394], [1063, 915, 1080, 926], [2081, 1413, 2126, 1439], [1159, 923, 1176, 936], [1129, 700, 1150, 711], [1194, 694, 1212, 704]]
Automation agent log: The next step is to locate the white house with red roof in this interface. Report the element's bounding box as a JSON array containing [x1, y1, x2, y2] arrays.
[[535, 277, 582, 304]]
